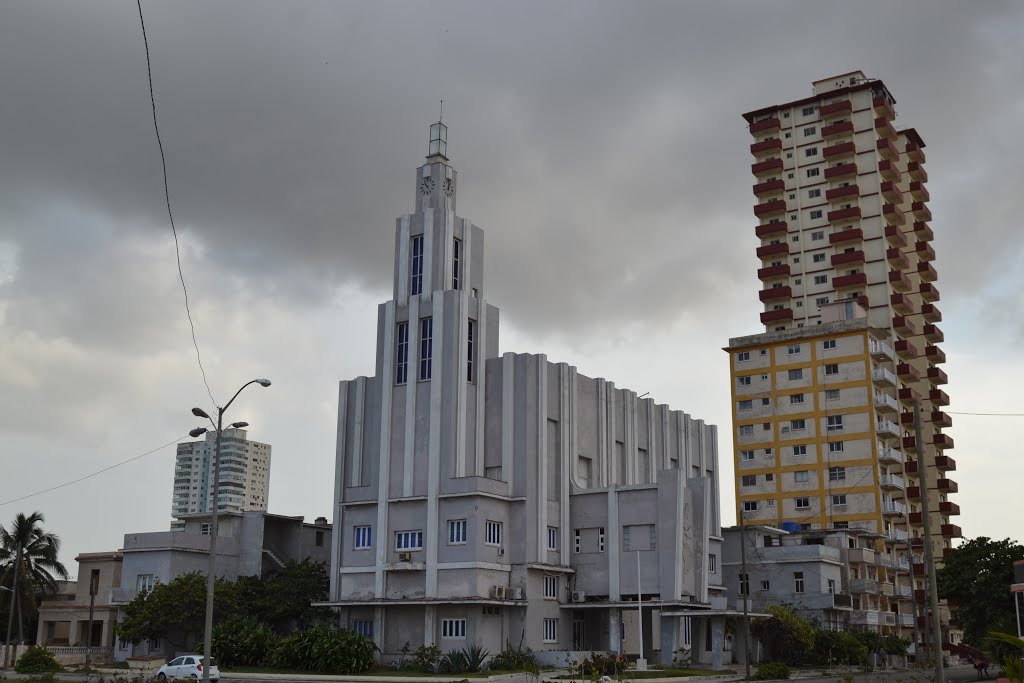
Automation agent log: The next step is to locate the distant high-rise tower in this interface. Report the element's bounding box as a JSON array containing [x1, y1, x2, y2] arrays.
[[727, 72, 958, 637], [170, 428, 271, 530]]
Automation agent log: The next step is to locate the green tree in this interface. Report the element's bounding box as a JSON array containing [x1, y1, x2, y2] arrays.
[[231, 560, 330, 632], [936, 537, 1024, 645], [751, 604, 815, 665], [115, 572, 237, 649], [0, 512, 70, 645]]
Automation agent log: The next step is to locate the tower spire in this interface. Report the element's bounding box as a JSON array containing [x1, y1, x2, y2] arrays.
[[428, 112, 448, 161]]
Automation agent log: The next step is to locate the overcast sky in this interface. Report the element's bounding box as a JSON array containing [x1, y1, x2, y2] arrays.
[[2, 1, 1022, 579]]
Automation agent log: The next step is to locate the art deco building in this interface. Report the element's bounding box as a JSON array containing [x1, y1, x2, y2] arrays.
[[729, 71, 958, 638], [325, 122, 731, 666]]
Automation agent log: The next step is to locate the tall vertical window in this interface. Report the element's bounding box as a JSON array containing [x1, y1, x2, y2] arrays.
[[448, 519, 467, 544], [739, 573, 749, 595], [547, 526, 558, 551], [452, 238, 462, 289], [467, 319, 476, 382], [410, 235, 424, 296], [794, 571, 805, 593], [395, 322, 409, 384], [543, 618, 558, 643], [419, 317, 433, 380]]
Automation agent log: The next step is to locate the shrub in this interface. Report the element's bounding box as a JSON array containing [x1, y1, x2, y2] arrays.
[[462, 645, 490, 673], [489, 641, 537, 671], [751, 605, 815, 665], [212, 616, 279, 668], [439, 649, 469, 674], [752, 662, 791, 680], [569, 652, 625, 677], [811, 628, 867, 666], [15, 646, 63, 674], [271, 624, 376, 673], [412, 644, 442, 672]]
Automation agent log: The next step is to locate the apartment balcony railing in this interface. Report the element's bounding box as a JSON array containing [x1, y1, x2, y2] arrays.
[[906, 143, 926, 163], [828, 206, 862, 223], [757, 264, 790, 280], [827, 184, 859, 202], [941, 524, 963, 538], [831, 250, 865, 267], [883, 203, 906, 226], [848, 547, 876, 564], [890, 292, 912, 315], [876, 419, 901, 438], [825, 162, 857, 180], [850, 578, 879, 594], [882, 500, 907, 517], [929, 411, 953, 429], [750, 117, 781, 134], [824, 141, 856, 159], [830, 227, 863, 245], [910, 181, 931, 202], [892, 315, 917, 336], [756, 222, 788, 239], [935, 454, 956, 471], [877, 444, 903, 465], [908, 162, 928, 182], [877, 138, 899, 160], [873, 96, 896, 120], [833, 272, 867, 289], [756, 242, 790, 259], [759, 286, 792, 302], [879, 474, 906, 491], [930, 388, 950, 405], [914, 221, 935, 242], [927, 366, 948, 385], [752, 158, 784, 176], [874, 392, 899, 413], [921, 303, 941, 323], [869, 339, 895, 362], [761, 308, 794, 324], [898, 388, 919, 408], [872, 367, 897, 387], [924, 323, 944, 343], [896, 362, 920, 382], [886, 247, 909, 270], [750, 138, 783, 155], [878, 159, 901, 182], [821, 100, 853, 118], [939, 501, 960, 516], [912, 201, 933, 222], [887, 527, 910, 542], [753, 179, 785, 196], [938, 477, 958, 493], [885, 225, 908, 248], [880, 180, 903, 204], [875, 117, 897, 139], [754, 199, 787, 217], [889, 270, 911, 292]]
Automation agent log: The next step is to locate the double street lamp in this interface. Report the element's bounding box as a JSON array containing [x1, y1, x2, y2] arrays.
[[189, 378, 271, 683]]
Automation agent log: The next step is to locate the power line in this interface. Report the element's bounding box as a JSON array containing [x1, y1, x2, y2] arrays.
[[0, 435, 188, 507], [946, 411, 1024, 417], [136, 0, 217, 407]]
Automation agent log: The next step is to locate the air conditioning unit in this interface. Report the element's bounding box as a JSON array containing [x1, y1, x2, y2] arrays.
[[490, 585, 507, 600], [497, 548, 505, 556], [510, 587, 523, 601], [781, 427, 790, 433], [572, 591, 586, 603], [398, 552, 412, 562]]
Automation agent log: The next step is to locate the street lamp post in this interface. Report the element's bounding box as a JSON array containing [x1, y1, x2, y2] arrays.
[[2, 556, 20, 672], [190, 378, 270, 683]]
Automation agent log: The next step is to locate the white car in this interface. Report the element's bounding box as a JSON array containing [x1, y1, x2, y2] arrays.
[[156, 655, 220, 682]]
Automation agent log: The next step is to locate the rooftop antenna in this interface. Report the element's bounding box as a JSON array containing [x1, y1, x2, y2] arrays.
[[440, 99, 444, 123]]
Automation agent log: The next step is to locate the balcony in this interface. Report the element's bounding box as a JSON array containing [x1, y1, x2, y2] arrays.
[[892, 315, 918, 336], [890, 292, 912, 314], [885, 225, 908, 248], [878, 444, 903, 465], [898, 387, 920, 407], [923, 323, 944, 343], [934, 434, 955, 451], [872, 367, 898, 387], [869, 339, 895, 362], [935, 454, 956, 471], [909, 512, 923, 525], [908, 162, 928, 182], [754, 199, 787, 217], [880, 180, 904, 203], [907, 486, 921, 501], [830, 227, 863, 245], [930, 388, 950, 405], [831, 250, 865, 267], [941, 524, 963, 539], [896, 362, 920, 382], [886, 247, 909, 270], [909, 181, 930, 202], [834, 272, 867, 288], [906, 143, 925, 163], [873, 95, 896, 119], [825, 162, 857, 180], [899, 586, 913, 599], [918, 261, 938, 282], [848, 547, 877, 565], [875, 117, 897, 139], [822, 120, 854, 139], [828, 206, 861, 222], [920, 282, 940, 302], [927, 366, 948, 385], [874, 392, 899, 413], [880, 473, 906, 491], [900, 411, 915, 427], [903, 459, 918, 475], [926, 344, 946, 364], [821, 100, 853, 119], [886, 527, 910, 543], [750, 117, 781, 134], [877, 137, 899, 160], [826, 184, 859, 202], [752, 158, 784, 176], [914, 221, 935, 241], [757, 242, 790, 259], [876, 418, 901, 438], [757, 263, 791, 280], [851, 578, 880, 594], [939, 501, 960, 515], [912, 201, 933, 221], [824, 141, 856, 159], [750, 138, 783, 155], [929, 411, 953, 429], [756, 221, 788, 238], [915, 241, 936, 263], [882, 500, 907, 517], [883, 203, 906, 226], [878, 159, 901, 182], [761, 308, 794, 324], [894, 338, 918, 360], [760, 286, 792, 302], [753, 179, 785, 196]]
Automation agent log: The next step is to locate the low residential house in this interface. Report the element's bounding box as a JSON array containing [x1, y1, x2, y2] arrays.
[[35, 552, 122, 665], [112, 511, 331, 661]]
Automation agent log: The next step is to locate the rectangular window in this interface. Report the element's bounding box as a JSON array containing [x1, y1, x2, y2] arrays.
[[811, 230, 824, 240], [739, 573, 750, 595], [354, 525, 372, 550], [419, 317, 433, 380], [743, 501, 758, 512], [543, 618, 558, 643], [825, 389, 840, 401], [803, 126, 816, 135], [738, 400, 752, 410], [352, 620, 374, 638], [395, 530, 423, 550], [794, 471, 809, 483], [827, 415, 844, 431], [806, 167, 820, 178], [136, 574, 155, 592], [452, 237, 462, 289], [805, 147, 819, 157], [814, 274, 828, 284], [813, 253, 826, 263], [825, 363, 839, 375], [448, 519, 467, 545], [737, 351, 750, 362], [810, 209, 823, 219], [829, 441, 844, 452], [485, 520, 503, 546], [795, 496, 811, 509], [544, 575, 558, 599], [761, 580, 770, 591], [709, 554, 717, 572], [599, 527, 606, 552], [832, 494, 848, 506], [762, 398, 770, 406], [816, 296, 830, 306], [790, 393, 805, 405], [738, 376, 752, 386], [765, 473, 774, 481], [787, 344, 801, 355], [547, 526, 558, 551], [200, 523, 212, 535], [788, 369, 803, 380], [794, 572, 805, 593], [410, 235, 424, 296], [441, 619, 466, 639], [739, 425, 754, 436], [791, 419, 806, 430], [827, 579, 836, 594], [467, 319, 476, 383], [574, 529, 581, 554], [808, 189, 821, 199], [829, 466, 846, 481], [741, 475, 756, 487], [740, 450, 755, 461], [822, 339, 837, 350], [802, 106, 816, 116], [395, 322, 409, 384]]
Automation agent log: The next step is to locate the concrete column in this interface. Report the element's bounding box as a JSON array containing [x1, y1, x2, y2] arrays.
[[101, 618, 113, 647], [659, 616, 677, 666], [710, 616, 725, 671], [609, 609, 622, 654], [423, 606, 436, 647], [69, 620, 80, 646], [374, 607, 385, 651]]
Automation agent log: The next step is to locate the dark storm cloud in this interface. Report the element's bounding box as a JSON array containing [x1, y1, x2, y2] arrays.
[[1, 1, 1021, 340]]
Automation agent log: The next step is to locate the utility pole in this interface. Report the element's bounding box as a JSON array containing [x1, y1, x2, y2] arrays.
[[913, 401, 945, 683], [636, 550, 646, 671], [85, 570, 98, 672], [739, 514, 751, 680], [2, 546, 22, 671]]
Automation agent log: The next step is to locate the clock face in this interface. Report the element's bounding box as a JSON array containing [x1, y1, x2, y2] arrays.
[[419, 177, 435, 196], [443, 178, 454, 198]]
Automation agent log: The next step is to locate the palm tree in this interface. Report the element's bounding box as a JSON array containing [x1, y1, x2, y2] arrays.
[[0, 512, 69, 650]]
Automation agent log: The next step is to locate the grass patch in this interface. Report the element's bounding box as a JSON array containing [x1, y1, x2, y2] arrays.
[[223, 666, 492, 677], [556, 668, 723, 680]]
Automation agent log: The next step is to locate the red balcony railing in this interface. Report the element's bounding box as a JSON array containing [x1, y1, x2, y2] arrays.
[[883, 203, 906, 226], [756, 242, 790, 259], [759, 286, 792, 302], [932, 408, 953, 427], [828, 206, 861, 222], [754, 199, 787, 217], [880, 180, 904, 204], [926, 345, 946, 364], [917, 261, 938, 282], [923, 324, 944, 343], [753, 179, 785, 196], [893, 315, 918, 336], [750, 138, 783, 155], [889, 270, 911, 292], [921, 303, 941, 323], [833, 272, 867, 288], [900, 411, 915, 427], [822, 120, 854, 139], [875, 117, 897, 139], [914, 221, 934, 241], [878, 159, 901, 182], [830, 227, 863, 245], [934, 434, 955, 450], [890, 292, 912, 314], [820, 100, 852, 118], [920, 282, 940, 303], [902, 435, 917, 451], [756, 222, 788, 238], [761, 308, 794, 324], [941, 524, 963, 539], [750, 117, 781, 134], [752, 158, 784, 176], [939, 501, 960, 515], [906, 143, 925, 163], [909, 512, 923, 525], [908, 162, 928, 182], [831, 250, 865, 266], [824, 163, 857, 180], [912, 201, 932, 221], [886, 247, 909, 270], [916, 241, 936, 262], [896, 362, 920, 382], [907, 486, 921, 501], [757, 264, 790, 280], [885, 225, 908, 248], [873, 96, 895, 119], [930, 388, 950, 406], [877, 137, 899, 160], [895, 339, 918, 360], [909, 181, 930, 202], [927, 366, 948, 385], [823, 141, 855, 159]]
